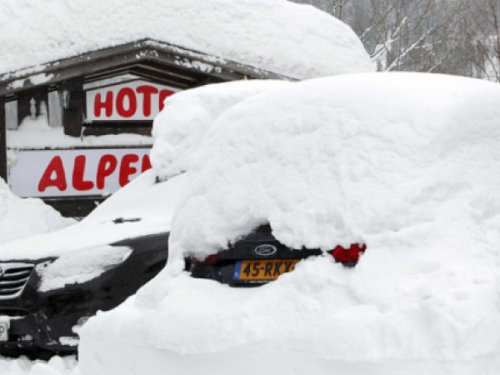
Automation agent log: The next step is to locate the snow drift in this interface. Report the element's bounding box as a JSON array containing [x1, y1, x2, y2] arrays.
[[79, 72, 500, 375], [0, 178, 74, 245], [0, 0, 373, 80]]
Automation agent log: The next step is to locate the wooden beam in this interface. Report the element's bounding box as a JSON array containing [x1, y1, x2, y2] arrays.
[[0, 39, 292, 97]]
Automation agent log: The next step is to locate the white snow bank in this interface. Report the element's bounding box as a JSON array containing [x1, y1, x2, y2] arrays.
[[0, 0, 373, 80], [80, 72, 500, 374], [0, 178, 74, 245]]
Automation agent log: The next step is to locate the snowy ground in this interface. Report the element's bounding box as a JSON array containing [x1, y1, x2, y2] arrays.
[[0, 356, 78, 375]]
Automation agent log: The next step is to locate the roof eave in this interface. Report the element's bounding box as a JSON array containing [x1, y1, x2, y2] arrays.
[[0, 39, 293, 97]]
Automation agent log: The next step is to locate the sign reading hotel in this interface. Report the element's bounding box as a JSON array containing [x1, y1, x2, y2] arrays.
[[86, 80, 179, 121], [10, 149, 152, 198]]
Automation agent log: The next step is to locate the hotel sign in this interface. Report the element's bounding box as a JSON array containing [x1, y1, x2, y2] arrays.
[[86, 80, 179, 122]]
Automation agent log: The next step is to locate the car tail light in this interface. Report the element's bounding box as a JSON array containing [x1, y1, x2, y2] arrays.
[[190, 254, 218, 265], [331, 243, 366, 263]]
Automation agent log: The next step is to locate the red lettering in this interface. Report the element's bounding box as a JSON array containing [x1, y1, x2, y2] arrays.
[[38, 156, 67, 192], [119, 154, 139, 187], [159, 89, 175, 111], [116, 88, 137, 118], [94, 92, 113, 118], [136, 85, 159, 117], [141, 154, 152, 172], [96, 154, 118, 190], [73, 155, 94, 191]]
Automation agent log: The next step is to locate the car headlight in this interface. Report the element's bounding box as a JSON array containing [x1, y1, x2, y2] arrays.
[[35, 245, 132, 292]]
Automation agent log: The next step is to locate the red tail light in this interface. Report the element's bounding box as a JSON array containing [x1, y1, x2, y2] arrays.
[[191, 254, 218, 265], [331, 243, 366, 263]]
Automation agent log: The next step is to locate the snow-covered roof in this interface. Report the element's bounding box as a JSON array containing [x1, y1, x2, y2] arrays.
[[0, 0, 373, 81], [151, 79, 293, 178]]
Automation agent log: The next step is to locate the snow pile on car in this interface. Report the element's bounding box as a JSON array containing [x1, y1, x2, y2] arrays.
[[0, 169, 188, 261], [0, 0, 373, 80], [151, 80, 292, 179], [35, 245, 132, 292], [79, 73, 500, 375], [0, 178, 74, 245], [167, 73, 500, 258]]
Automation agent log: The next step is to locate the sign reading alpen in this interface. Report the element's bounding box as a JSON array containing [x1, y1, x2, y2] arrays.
[[9, 148, 152, 198]]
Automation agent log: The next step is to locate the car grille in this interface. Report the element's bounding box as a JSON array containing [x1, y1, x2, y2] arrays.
[[0, 308, 30, 317], [0, 263, 34, 300]]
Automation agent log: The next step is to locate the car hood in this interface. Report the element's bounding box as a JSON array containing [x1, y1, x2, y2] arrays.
[[0, 170, 187, 261]]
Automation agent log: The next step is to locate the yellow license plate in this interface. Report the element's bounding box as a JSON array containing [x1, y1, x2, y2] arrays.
[[233, 259, 300, 281]]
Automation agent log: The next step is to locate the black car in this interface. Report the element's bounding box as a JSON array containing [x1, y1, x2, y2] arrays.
[[187, 224, 366, 286], [0, 231, 169, 359], [0, 171, 187, 359]]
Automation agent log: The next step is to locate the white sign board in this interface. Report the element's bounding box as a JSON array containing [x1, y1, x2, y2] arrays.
[[86, 80, 179, 121], [9, 148, 152, 198]]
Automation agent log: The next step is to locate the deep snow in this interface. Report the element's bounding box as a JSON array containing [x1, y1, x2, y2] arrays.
[[0, 0, 377, 372], [0, 0, 376, 373], [77, 72, 500, 375], [151, 79, 292, 179], [0, 178, 74, 245], [2, 1, 497, 374]]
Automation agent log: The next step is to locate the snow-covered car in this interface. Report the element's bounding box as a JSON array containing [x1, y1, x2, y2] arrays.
[[79, 73, 500, 375], [0, 170, 187, 359]]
